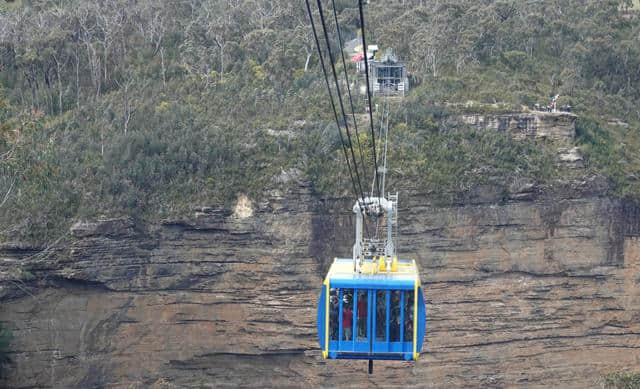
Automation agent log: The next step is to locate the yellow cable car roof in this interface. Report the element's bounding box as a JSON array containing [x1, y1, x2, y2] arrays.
[[326, 258, 420, 289]]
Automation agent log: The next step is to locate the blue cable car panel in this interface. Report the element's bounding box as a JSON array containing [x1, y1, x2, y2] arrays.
[[317, 258, 426, 361], [317, 284, 327, 352]]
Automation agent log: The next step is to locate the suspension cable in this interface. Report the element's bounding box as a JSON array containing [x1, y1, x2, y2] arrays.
[[304, 0, 363, 210], [381, 97, 390, 197], [315, 0, 367, 205], [371, 95, 387, 197], [305, 0, 371, 239], [373, 96, 389, 239], [330, 0, 368, 190], [358, 0, 381, 201]]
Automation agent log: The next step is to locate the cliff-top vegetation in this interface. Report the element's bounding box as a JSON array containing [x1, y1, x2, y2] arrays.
[[0, 0, 639, 242]]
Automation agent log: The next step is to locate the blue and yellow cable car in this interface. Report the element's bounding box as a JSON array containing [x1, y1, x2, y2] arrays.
[[317, 257, 426, 361], [316, 197, 426, 364]]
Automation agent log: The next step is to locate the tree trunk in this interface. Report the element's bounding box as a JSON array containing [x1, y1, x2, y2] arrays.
[[53, 55, 64, 114], [160, 46, 166, 90], [304, 51, 312, 72], [220, 44, 224, 81], [30, 69, 38, 111], [58, 73, 63, 113], [123, 82, 129, 134], [75, 49, 80, 109], [104, 46, 108, 82]]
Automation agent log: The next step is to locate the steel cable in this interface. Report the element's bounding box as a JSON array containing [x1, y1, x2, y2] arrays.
[[315, 0, 368, 206], [304, 0, 363, 212], [358, 0, 381, 201], [330, 0, 368, 190]]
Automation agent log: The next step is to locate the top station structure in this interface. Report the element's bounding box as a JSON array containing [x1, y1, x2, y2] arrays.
[[345, 39, 410, 97]]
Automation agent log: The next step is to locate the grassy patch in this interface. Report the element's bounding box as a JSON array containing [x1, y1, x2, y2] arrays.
[[576, 116, 640, 198], [602, 371, 640, 389], [0, 0, 22, 11]]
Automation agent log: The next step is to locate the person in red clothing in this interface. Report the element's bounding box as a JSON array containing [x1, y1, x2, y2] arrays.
[[342, 295, 353, 340]]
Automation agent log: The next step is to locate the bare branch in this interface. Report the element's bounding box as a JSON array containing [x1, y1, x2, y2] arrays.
[[0, 177, 16, 209]]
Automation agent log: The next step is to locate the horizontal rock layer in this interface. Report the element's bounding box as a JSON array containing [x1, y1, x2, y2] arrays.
[[1, 179, 639, 388], [452, 111, 577, 141]]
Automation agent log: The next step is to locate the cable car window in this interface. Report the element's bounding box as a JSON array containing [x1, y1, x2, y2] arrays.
[[375, 290, 386, 341], [329, 288, 339, 341], [390, 290, 401, 341], [342, 289, 354, 341], [356, 290, 368, 340], [391, 67, 401, 79], [404, 293, 414, 342]]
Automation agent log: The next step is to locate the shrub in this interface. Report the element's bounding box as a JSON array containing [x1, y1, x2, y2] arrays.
[[602, 371, 640, 389]]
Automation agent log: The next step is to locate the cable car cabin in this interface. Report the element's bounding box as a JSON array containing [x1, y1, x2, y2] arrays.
[[317, 257, 426, 361]]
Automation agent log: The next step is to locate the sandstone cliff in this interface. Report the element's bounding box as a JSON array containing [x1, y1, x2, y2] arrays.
[[1, 176, 639, 388], [1, 114, 639, 388], [452, 111, 577, 142]]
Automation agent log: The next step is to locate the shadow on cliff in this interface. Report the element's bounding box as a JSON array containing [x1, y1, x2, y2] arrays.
[[309, 199, 354, 277]]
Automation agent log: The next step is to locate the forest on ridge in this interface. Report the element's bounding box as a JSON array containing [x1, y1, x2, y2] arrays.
[[0, 0, 639, 242]]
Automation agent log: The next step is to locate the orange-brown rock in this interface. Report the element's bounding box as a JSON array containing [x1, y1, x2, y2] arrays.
[[1, 179, 639, 388]]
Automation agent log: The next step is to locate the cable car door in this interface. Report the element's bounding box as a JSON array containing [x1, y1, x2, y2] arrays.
[[333, 288, 370, 355], [372, 290, 391, 353], [372, 289, 412, 356], [353, 289, 369, 353]]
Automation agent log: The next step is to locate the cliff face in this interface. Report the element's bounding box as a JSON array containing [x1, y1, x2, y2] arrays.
[[1, 174, 639, 388], [453, 111, 577, 141]]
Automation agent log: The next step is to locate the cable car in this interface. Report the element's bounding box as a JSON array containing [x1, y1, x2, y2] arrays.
[[317, 196, 426, 364]]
